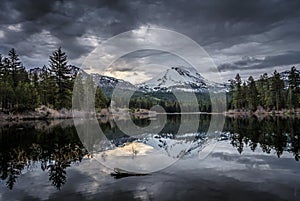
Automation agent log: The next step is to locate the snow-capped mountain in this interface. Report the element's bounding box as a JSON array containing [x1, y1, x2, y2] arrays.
[[29, 65, 299, 95], [138, 66, 225, 93], [77, 71, 136, 97], [92, 74, 136, 90]]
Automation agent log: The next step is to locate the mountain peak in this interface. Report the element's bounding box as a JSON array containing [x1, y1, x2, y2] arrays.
[[138, 66, 221, 93]]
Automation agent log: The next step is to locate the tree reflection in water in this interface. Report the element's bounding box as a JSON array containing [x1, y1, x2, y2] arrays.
[[0, 121, 87, 190], [0, 115, 299, 190], [224, 116, 300, 161]]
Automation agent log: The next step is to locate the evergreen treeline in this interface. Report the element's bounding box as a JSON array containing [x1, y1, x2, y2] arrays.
[[0, 48, 107, 113], [125, 92, 211, 113], [1, 47, 299, 114], [128, 67, 300, 113], [227, 67, 300, 112]]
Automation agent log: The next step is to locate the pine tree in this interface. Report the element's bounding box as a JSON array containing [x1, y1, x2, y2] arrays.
[[227, 79, 235, 110], [15, 82, 39, 111], [257, 73, 272, 110], [0, 81, 14, 112], [242, 81, 248, 109], [8, 48, 25, 87], [287, 66, 300, 109], [271, 70, 284, 111], [257, 74, 265, 108], [49, 48, 72, 109], [17, 66, 29, 83], [0, 54, 14, 112], [233, 74, 242, 110], [264, 74, 273, 110], [247, 76, 258, 111], [2, 58, 11, 82]]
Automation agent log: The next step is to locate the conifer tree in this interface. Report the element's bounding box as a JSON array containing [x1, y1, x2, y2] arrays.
[[0, 55, 14, 112], [15, 82, 40, 111], [247, 76, 258, 111], [263, 74, 273, 110], [271, 70, 284, 111], [8, 48, 26, 87], [49, 48, 72, 109], [233, 74, 242, 109], [0, 81, 14, 112], [257, 74, 265, 108], [2, 58, 11, 82], [227, 79, 235, 110], [242, 81, 247, 109], [287, 66, 300, 109]]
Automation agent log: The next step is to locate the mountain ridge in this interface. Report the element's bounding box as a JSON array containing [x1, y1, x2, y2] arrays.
[[29, 66, 299, 94]]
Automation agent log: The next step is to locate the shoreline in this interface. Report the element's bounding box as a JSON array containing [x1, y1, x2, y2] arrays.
[[225, 109, 300, 118], [1, 107, 300, 123]]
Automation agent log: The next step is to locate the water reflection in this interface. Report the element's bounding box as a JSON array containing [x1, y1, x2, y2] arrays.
[[75, 114, 213, 173], [0, 115, 299, 190], [224, 116, 300, 161], [0, 120, 87, 190]]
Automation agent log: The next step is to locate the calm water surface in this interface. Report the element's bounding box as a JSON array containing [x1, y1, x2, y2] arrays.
[[0, 114, 299, 201]]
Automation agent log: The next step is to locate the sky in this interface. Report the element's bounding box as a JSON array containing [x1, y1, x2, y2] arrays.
[[0, 0, 300, 83]]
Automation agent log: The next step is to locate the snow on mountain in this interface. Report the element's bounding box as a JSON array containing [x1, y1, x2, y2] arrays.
[[107, 132, 210, 159], [47, 66, 226, 94], [78, 69, 136, 93], [29, 65, 299, 94], [138, 66, 225, 93], [92, 74, 136, 90]]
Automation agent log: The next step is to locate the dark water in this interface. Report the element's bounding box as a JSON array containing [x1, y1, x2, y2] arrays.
[[0, 115, 300, 201]]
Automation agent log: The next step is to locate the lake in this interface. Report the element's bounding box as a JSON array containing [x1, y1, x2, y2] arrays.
[[0, 114, 300, 201]]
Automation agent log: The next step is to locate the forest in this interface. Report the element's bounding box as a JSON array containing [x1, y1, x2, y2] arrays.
[[0, 47, 299, 114], [227, 67, 300, 112], [0, 48, 107, 113], [119, 67, 300, 113]]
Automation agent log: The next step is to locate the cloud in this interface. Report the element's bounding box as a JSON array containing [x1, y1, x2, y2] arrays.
[[218, 51, 300, 72], [0, 0, 299, 78]]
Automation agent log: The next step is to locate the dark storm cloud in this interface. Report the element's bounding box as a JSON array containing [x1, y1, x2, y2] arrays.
[[218, 51, 300, 71], [138, 0, 300, 48], [117, 50, 173, 61], [0, 0, 140, 64], [0, 0, 299, 74]]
